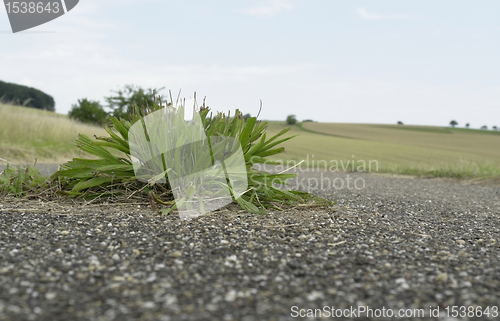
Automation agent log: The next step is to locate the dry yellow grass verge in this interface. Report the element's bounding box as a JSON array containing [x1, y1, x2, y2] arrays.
[[0, 103, 107, 164]]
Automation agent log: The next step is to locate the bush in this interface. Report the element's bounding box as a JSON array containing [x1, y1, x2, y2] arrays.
[[68, 98, 108, 125], [105, 85, 165, 121], [286, 114, 297, 125], [397, 121, 404, 125], [0, 80, 55, 111]]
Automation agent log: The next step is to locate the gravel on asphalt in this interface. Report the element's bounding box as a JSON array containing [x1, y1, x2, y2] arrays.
[[0, 171, 499, 321]]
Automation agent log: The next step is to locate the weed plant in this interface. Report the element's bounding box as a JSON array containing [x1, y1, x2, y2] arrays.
[[50, 96, 327, 214], [0, 162, 48, 196]]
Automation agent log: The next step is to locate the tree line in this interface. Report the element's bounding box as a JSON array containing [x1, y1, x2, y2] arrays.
[[69, 85, 253, 125], [0, 80, 55, 112], [69, 85, 169, 125], [449, 120, 497, 131], [71, 90, 497, 130]]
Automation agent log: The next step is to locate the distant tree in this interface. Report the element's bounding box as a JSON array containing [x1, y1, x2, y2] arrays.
[[480, 125, 488, 130], [286, 114, 297, 125], [465, 123, 470, 128], [243, 113, 251, 121], [68, 99, 108, 125], [397, 121, 404, 125], [303, 119, 314, 122], [492, 126, 498, 131], [105, 85, 165, 121], [449, 120, 458, 128]]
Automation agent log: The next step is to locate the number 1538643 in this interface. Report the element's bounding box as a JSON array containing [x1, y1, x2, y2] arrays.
[[5, 2, 60, 14]]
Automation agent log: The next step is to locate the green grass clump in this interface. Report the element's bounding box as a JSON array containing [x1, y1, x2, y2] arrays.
[[49, 97, 328, 215], [0, 163, 48, 196]]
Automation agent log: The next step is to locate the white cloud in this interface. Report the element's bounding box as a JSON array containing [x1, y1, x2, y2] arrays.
[[357, 8, 383, 20], [242, 0, 294, 17], [357, 7, 421, 21]]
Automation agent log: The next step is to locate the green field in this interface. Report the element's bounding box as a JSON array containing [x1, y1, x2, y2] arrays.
[[1, 103, 499, 179], [265, 122, 500, 179]]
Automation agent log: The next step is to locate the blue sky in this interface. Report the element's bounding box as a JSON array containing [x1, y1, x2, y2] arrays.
[[1, 0, 499, 128]]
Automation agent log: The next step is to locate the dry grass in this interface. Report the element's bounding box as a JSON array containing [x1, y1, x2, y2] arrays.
[[0, 103, 107, 164]]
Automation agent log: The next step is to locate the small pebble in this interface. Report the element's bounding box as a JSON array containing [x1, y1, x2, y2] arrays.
[[169, 251, 182, 258]]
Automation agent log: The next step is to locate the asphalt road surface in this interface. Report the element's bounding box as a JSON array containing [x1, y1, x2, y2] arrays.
[[0, 171, 499, 320]]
